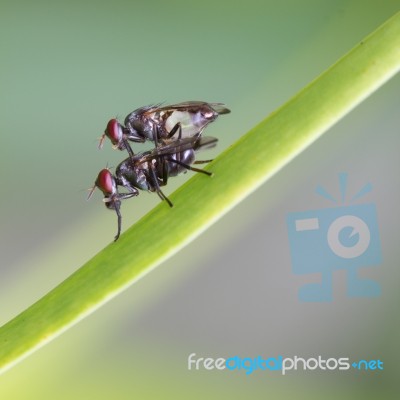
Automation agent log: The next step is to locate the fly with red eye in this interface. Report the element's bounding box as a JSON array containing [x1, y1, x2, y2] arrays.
[[89, 135, 218, 241], [98, 101, 230, 157]]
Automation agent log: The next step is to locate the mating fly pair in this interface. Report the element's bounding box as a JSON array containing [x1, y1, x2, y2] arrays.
[[89, 101, 230, 241]]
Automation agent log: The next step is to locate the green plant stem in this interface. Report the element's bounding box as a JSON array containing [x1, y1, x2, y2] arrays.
[[1, 12, 399, 375]]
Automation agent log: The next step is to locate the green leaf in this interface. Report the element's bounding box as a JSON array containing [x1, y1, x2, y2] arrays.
[[1, 12, 399, 375]]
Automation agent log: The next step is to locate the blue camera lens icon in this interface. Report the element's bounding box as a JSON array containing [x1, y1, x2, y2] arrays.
[[287, 203, 382, 301]]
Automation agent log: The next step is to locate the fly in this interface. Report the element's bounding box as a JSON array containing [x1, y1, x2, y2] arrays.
[[89, 135, 218, 241], [99, 101, 229, 156]]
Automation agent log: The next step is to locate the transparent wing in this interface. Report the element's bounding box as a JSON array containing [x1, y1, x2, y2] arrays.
[[156, 101, 230, 115], [136, 136, 218, 163]]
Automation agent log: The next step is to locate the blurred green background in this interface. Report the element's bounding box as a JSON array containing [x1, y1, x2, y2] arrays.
[[0, 0, 399, 398]]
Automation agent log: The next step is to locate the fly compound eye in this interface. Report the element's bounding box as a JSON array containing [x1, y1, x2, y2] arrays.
[[96, 169, 116, 196], [105, 119, 123, 145]]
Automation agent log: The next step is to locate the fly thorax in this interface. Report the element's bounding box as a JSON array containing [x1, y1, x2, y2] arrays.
[[127, 117, 147, 141]]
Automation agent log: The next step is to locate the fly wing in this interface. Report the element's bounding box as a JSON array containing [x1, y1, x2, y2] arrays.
[[138, 136, 218, 162], [159, 102, 230, 138], [117, 150, 152, 169], [192, 136, 218, 152], [124, 101, 229, 141], [207, 103, 231, 115], [125, 102, 230, 119], [157, 101, 230, 115]]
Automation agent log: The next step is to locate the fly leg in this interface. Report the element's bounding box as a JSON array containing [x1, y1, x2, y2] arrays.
[[151, 126, 160, 148], [166, 158, 213, 176], [166, 122, 182, 139], [118, 190, 139, 200], [122, 138, 135, 158], [113, 201, 122, 242], [105, 190, 139, 242], [148, 163, 173, 207], [160, 157, 169, 186], [194, 159, 213, 164]]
